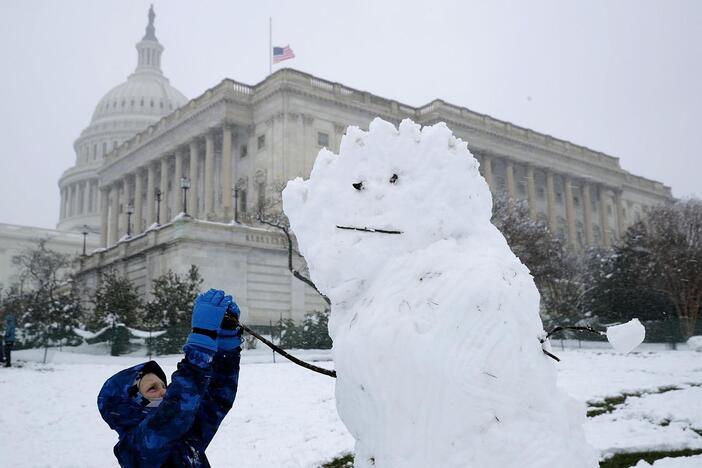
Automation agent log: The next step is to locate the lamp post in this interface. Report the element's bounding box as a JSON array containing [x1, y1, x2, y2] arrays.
[[126, 203, 134, 237], [180, 177, 190, 216], [232, 186, 239, 223], [155, 188, 162, 225], [81, 225, 89, 256]]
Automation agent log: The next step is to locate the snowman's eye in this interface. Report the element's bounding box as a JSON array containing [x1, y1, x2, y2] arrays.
[[352, 182, 364, 191], [389, 174, 398, 184]]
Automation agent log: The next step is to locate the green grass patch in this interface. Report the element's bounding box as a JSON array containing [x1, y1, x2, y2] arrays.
[[321, 453, 354, 468], [585, 383, 700, 418], [588, 393, 639, 417], [599, 449, 702, 468], [322, 449, 702, 468]]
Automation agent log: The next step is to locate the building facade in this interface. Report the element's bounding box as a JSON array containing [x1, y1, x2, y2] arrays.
[[21, 6, 670, 327], [94, 68, 672, 250], [57, 6, 187, 234], [0, 223, 98, 292]]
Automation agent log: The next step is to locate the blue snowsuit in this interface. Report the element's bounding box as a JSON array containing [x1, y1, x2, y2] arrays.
[[98, 345, 240, 467]]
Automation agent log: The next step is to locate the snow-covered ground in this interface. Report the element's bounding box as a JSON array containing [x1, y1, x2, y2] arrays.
[[0, 346, 700, 467]]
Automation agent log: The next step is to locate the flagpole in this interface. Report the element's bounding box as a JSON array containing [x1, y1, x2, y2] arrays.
[[269, 17, 272, 75]]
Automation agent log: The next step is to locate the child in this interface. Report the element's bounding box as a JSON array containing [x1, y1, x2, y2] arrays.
[[98, 289, 242, 467]]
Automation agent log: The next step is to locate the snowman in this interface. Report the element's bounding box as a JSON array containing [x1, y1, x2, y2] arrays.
[[282, 118, 598, 468]]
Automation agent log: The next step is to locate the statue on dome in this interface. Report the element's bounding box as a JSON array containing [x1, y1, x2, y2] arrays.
[[144, 4, 157, 40]]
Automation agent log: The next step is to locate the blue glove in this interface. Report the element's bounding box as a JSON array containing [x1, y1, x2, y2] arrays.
[[217, 301, 243, 351], [185, 289, 233, 352]]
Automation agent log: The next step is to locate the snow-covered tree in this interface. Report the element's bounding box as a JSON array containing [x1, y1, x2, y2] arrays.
[[595, 200, 702, 340], [88, 271, 142, 356], [7, 239, 82, 354], [145, 266, 202, 355], [491, 196, 585, 328], [280, 309, 332, 349]]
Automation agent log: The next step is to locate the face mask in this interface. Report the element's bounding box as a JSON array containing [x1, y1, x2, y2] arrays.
[[145, 397, 163, 408]]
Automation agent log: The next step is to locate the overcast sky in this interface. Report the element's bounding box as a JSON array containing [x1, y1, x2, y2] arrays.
[[1, 0, 700, 230]]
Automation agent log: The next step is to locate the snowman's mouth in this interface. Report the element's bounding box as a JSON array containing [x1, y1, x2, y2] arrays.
[[336, 225, 403, 235]]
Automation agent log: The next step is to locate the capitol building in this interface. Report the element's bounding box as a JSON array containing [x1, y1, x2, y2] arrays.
[[1, 7, 672, 326]]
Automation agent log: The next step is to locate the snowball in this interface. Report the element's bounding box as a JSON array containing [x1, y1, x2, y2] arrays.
[[687, 336, 702, 352], [283, 118, 598, 467], [606, 319, 646, 354]]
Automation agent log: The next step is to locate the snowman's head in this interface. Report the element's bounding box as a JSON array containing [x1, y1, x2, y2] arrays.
[[282, 118, 493, 305]]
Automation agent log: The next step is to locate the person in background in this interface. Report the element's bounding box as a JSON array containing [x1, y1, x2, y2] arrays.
[[0, 314, 5, 363], [4, 313, 15, 367], [98, 289, 243, 467]]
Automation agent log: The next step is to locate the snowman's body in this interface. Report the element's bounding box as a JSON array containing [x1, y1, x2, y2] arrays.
[[283, 118, 597, 468]]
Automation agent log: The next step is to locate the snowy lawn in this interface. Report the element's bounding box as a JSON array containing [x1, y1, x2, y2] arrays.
[[0, 346, 701, 467]]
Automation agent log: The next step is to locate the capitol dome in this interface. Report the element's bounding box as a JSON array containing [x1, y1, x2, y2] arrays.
[[89, 71, 187, 126], [57, 5, 187, 233]]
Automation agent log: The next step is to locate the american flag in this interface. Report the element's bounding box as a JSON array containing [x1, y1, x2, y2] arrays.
[[273, 45, 295, 63]]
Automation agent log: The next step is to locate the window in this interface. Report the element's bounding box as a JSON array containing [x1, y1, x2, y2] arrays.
[[102, 142, 107, 156], [576, 222, 584, 247], [517, 181, 527, 196], [537, 186, 545, 200], [555, 192, 563, 204], [257, 182, 266, 212], [317, 132, 329, 147], [239, 190, 247, 213], [607, 204, 613, 215], [257, 134, 266, 150], [573, 196, 580, 207], [240, 144, 248, 158]]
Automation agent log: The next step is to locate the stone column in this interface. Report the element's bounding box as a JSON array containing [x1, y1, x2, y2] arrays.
[[564, 176, 577, 248], [221, 125, 233, 219], [59, 187, 66, 219], [109, 183, 119, 245], [67, 186, 73, 218], [76, 182, 84, 215], [65, 185, 71, 218], [160, 156, 169, 223], [599, 186, 610, 247], [119, 178, 129, 238], [67, 184, 74, 217], [86, 182, 93, 214], [92, 180, 99, 214], [146, 162, 156, 226], [99, 187, 109, 247], [526, 165, 537, 219], [583, 182, 594, 245], [73, 184, 79, 217], [614, 190, 626, 239], [81, 182, 88, 215], [505, 161, 516, 199], [134, 169, 143, 233], [204, 132, 215, 218], [173, 148, 183, 215], [125, 175, 135, 236], [188, 140, 199, 217], [483, 155, 494, 192], [546, 170, 557, 232]]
